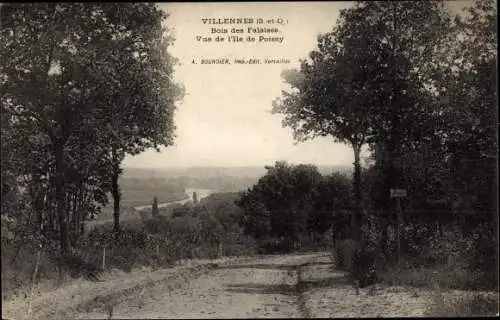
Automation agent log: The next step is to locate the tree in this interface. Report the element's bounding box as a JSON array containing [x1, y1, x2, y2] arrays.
[[357, 0, 496, 270], [200, 192, 244, 234], [313, 173, 353, 242], [94, 4, 183, 233], [272, 57, 372, 241], [432, 0, 497, 281], [197, 209, 224, 245], [0, 3, 182, 257], [236, 190, 272, 239], [2, 3, 111, 257], [152, 196, 159, 218], [439, 0, 497, 233], [272, 1, 452, 250], [237, 162, 330, 250]]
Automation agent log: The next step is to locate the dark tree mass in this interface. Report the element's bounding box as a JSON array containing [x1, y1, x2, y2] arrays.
[[272, 0, 497, 288], [1, 3, 181, 270]]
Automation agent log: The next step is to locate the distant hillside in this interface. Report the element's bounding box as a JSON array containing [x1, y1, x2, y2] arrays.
[[121, 166, 267, 180], [122, 165, 352, 180], [120, 165, 353, 193], [317, 165, 353, 176]]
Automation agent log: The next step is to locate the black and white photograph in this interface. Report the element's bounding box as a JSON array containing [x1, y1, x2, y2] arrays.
[[1, 1, 498, 318]]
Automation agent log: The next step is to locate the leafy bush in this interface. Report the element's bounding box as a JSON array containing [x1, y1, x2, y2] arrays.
[[77, 197, 260, 275], [351, 245, 378, 287], [334, 238, 360, 271], [399, 224, 437, 260], [256, 237, 291, 254], [377, 225, 498, 291], [467, 225, 498, 289]]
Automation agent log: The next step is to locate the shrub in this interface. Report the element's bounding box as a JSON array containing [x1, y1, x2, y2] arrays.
[[350, 242, 379, 287], [467, 226, 498, 290], [334, 238, 360, 271], [138, 209, 150, 222], [376, 225, 498, 291], [257, 237, 290, 254], [400, 223, 437, 260]]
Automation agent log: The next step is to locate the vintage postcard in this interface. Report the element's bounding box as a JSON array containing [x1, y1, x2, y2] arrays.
[[1, 1, 497, 319]]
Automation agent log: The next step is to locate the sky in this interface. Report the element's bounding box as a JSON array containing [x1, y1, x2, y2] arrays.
[[122, 1, 471, 169]]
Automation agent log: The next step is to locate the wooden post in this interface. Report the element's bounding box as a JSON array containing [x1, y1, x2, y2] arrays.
[[27, 249, 41, 319], [102, 247, 106, 270], [390, 189, 406, 266], [156, 243, 160, 257], [395, 197, 403, 266]]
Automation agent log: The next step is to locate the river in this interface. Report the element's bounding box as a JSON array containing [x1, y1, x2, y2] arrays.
[[133, 188, 217, 211]]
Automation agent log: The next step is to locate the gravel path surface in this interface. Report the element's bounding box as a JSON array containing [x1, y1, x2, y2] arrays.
[[75, 252, 326, 319], [300, 256, 432, 317]]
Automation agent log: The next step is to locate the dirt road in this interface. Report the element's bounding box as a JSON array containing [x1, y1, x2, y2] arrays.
[[6, 251, 475, 319], [75, 253, 324, 319], [72, 251, 440, 319]]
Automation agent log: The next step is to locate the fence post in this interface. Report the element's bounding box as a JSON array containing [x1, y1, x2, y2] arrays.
[[27, 248, 41, 320], [396, 198, 403, 266]]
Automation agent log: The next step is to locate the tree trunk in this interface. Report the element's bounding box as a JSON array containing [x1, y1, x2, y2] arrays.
[[310, 230, 316, 246], [437, 218, 443, 237], [380, 217, 389, 259], [331, 221, 341, 254], [65, 191, 72, 239], [36, 193, 44, 233], [46, 186, 54, 234], [78, 188, 86, 221], [74, 190, 80, 242], [111, 148, 121, 234], [54, 142, 69, 259], [71, 190, 77, 225], [394, 219, 401, 265], [40, 181, 49, 233], [152, 196, 159, 218], [31, 174, 44, 233], [352, 143, 363, 242], [80, 199, 85, 237]]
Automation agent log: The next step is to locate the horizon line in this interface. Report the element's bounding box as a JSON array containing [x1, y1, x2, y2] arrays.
[[122, 164, 354, 169]]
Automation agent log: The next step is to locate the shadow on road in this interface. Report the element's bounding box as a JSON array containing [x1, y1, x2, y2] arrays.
[[216, 261, 333, 271], [219, 263, 294, 271], [224, 274, 351, 297], [223, 256, 351, 298], [225, 283, 298, 296], [301, 275, 351, 290]]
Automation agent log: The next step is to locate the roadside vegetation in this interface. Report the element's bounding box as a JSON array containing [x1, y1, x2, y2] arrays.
[[273, 0, 498, 315], [271, 0, 498, 316]]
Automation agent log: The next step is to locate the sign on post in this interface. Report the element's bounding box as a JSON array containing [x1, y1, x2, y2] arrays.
[[390, 188, 407, 266], [390, 188, 407, 198]]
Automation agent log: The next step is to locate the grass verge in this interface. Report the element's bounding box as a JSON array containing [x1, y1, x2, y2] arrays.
[[377, 262, 499, 317], [425, 290, 499, 317]]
